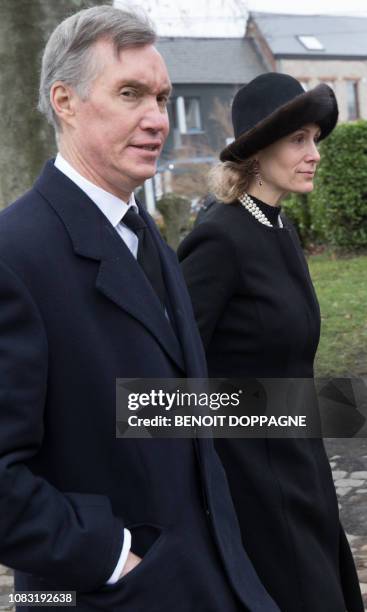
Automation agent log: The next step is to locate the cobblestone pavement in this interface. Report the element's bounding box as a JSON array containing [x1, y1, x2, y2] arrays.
[[0, 439, 366, 611], [325, 438, 367, 611]]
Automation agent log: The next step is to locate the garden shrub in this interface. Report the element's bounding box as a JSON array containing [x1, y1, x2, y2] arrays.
[[281, 192, 313, 247], [310, 120, 367, 249]]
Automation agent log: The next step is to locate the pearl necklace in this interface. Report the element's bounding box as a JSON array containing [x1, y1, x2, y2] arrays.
[[238, 192, 283, 228]]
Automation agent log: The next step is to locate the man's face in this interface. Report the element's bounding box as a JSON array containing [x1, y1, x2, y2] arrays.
[[66, 41, 171, 200]]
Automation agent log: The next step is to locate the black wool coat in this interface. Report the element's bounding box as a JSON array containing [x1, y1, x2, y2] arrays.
[[0, 164, 282, 612], [178, 200, 363, 612]]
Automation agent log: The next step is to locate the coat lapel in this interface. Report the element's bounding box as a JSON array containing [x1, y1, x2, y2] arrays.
[[96, 220, 185, 371], [139, 205, 207, 378], [35, 161, 185, 372]]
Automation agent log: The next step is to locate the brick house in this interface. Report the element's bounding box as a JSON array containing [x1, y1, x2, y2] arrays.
[[246, 12, 367, 122]]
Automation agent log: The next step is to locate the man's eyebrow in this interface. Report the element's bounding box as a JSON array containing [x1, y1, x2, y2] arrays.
[[117, 79, 172, 96]]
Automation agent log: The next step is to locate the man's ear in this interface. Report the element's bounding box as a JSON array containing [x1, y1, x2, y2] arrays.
[[50, 81, 78, 128]]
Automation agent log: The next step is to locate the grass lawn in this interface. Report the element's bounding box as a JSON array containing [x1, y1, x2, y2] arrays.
[[308, 252, 367, 377]]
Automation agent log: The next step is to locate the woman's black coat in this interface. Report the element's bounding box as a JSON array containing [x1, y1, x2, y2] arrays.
[[178, 199, 363, 612]]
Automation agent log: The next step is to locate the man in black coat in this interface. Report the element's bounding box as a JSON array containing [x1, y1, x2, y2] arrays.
[[0, 6, 280, 612]]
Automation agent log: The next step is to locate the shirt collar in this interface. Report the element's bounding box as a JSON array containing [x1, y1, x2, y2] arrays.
[[54, 153, 138, 228]]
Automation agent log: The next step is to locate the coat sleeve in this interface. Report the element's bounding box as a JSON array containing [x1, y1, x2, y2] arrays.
[[177, 222, 239, 349], [0, 259, 123, 591]]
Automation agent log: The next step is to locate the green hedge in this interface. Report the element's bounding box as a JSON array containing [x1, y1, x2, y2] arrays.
[[281, 192, 313, 247], [310, 120, 367, 249]]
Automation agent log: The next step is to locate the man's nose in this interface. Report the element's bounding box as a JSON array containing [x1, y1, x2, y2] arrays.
[[140, 101, 169, 133]]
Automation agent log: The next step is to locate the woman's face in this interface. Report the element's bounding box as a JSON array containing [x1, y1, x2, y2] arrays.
[[253, 123, 321, 202]]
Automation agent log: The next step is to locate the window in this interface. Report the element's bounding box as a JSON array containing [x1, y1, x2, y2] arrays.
[[185, 98, 202, 132], [172, 96, 202, 134], [297, 36, 324, 51], [346, 80, 360, 120]]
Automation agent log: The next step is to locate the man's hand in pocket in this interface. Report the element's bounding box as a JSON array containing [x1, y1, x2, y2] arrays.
[[120, 551, 142, 578]]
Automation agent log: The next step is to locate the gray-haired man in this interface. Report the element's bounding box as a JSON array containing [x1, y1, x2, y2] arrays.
[[0, 6, 279, 611]]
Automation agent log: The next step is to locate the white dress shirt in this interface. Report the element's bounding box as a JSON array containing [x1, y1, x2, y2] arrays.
[[54, 153, 133, 584], [54, 153, 139, 258]]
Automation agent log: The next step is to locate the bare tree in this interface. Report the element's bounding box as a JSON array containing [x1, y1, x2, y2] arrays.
[[0, 0, 109, 210]]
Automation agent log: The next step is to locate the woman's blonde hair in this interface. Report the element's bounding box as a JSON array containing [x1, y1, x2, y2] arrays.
[[208, 158, 258, 203]]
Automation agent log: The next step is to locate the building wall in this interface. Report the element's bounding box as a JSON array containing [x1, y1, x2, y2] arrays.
[[163, 83, 239, 160], [278, 58, 367, 122], [246, 19, 277, 72]]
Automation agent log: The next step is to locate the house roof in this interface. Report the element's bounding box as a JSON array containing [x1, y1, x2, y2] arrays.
[[156, 38, 267, 84], [249, 12, 367, 59]]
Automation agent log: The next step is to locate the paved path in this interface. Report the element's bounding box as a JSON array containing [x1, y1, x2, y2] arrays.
[[0, 439, 366, 611], [325, 438, 367, 610]]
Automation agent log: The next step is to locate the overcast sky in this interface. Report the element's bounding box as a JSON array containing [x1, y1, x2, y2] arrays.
[[246, 0, 367, 14], [115, 0, 367, 36]]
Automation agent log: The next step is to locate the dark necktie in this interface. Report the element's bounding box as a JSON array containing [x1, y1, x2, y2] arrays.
[[123, 208, 166, 307]]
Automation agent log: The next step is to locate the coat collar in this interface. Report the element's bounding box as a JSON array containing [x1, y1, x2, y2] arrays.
[[34, 160, 187, 372]]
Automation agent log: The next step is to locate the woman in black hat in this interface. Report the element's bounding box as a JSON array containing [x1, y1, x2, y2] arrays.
[[178, 73, 363, 612]]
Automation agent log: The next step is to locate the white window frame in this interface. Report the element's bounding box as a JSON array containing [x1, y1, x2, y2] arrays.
[[174, 96, 202, 135]]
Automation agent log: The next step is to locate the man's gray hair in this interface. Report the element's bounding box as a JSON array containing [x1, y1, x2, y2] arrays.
[[38, 4, 157, 130]]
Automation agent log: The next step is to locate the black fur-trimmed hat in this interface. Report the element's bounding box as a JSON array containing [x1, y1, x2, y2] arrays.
[[220, 72, 338, 163]]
